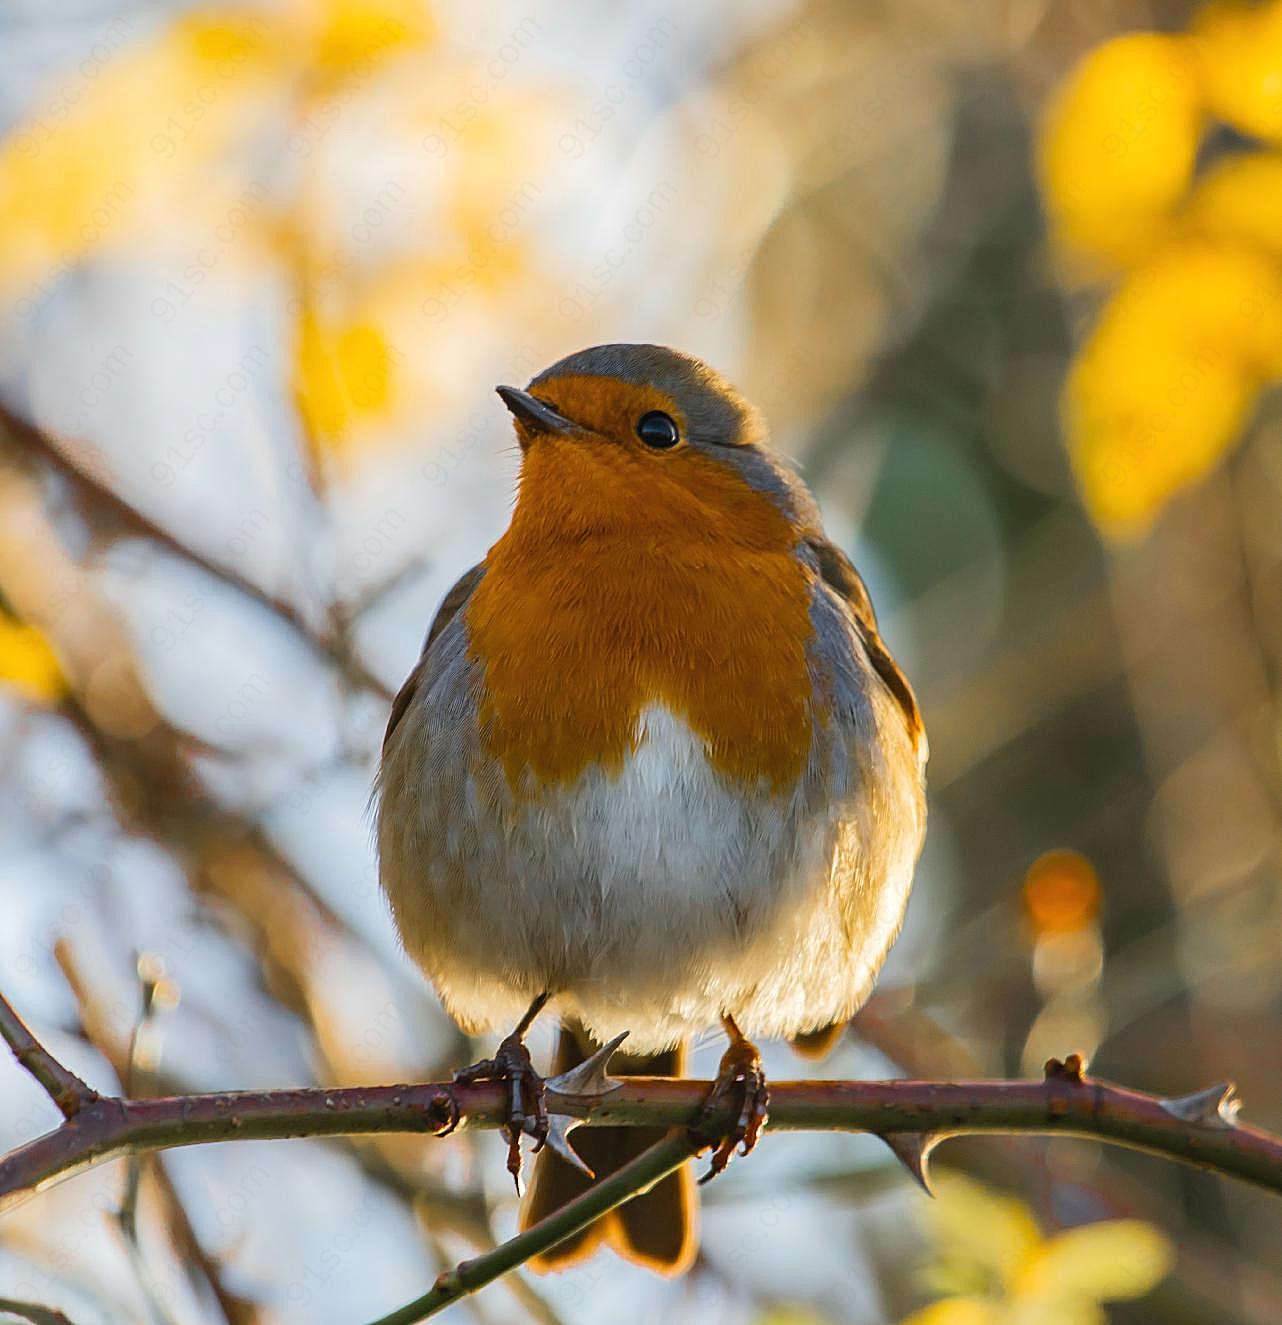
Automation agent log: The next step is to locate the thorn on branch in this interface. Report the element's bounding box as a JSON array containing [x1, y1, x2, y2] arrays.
[[524, 1031, 628, 1177], [541, 1114, 596, 1178], [876, 1130, 943, 1195], [544, 1031, 627, 1101], [1159, 1082, 1241, 1130]]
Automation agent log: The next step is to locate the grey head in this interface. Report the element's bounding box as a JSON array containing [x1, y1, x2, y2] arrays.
[[496, 342, 822, 531]]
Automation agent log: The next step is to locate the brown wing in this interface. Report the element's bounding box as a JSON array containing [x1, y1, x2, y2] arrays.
[[794, 539, 924, 1062], [382, 563, 484, 751], [807, 536, 923, 749]]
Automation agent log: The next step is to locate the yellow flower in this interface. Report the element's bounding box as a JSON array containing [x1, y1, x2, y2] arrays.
[[1038, 33, 1202, 269], [0, 0, 440, 464], [900, 1174, 1173, 1325], [302, 0, 432, 78], [294, 310, 396, 452], [1069, 351, 1253, 538], [920, 1173, 1041, 1293], [1193, 1, 1282, 143], [754, 1308, 834, 1325], [0, 0, 431, 289], [1010, 1220, 1173, 1305], [1183, 150, 1282, 260], [902, 1302, 999, 1325], [0, 617, 67, 704], [1064, 241, 1282, 536], [0, 14, 276, 295]]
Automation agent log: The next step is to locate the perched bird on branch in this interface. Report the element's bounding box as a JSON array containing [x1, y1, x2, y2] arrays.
[[377, 343, 927, 1274]]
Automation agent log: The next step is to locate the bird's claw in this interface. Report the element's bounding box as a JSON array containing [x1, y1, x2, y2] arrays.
[[696, 1032, 769, 1184], [432, 1087, 461, 1137], [453, 1033, 547, 1193]]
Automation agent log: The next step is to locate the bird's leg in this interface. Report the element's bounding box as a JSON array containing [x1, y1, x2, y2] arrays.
[[452, 991, 551, 1192], [695, 1013, 770, 1183]]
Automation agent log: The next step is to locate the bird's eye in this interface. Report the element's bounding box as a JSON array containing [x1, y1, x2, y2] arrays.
[[636, 411, 680, 450]]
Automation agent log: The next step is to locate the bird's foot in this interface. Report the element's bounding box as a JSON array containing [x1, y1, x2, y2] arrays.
[[453, 993, 553, 1193], [454, 1032, 548, 1192], [695, 1015, 769, 1183]]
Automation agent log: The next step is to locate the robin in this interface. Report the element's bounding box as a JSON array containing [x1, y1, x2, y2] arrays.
[[376, 343, 926, 1275]]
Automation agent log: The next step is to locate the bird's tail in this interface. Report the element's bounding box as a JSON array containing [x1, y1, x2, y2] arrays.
[[520, 1023, 695, 1275]]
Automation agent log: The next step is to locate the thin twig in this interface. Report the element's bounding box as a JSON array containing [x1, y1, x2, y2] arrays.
[[0, 992, 98, 1119], [117, 955, 164, 1244], [0, 1296, 77, 1325], [0, 397, 392, 702], [364, 1131, 702, 1324], [365, 1147, 565, 1325], [55, 945, 261, 1325], [112, 956, 183, 1325]]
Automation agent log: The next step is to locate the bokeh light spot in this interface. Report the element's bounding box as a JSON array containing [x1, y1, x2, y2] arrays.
[[1023, 849, 1101, 936]]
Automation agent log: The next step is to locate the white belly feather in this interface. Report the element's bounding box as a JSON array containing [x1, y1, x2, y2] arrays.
[[381, 698, 919, 1053]]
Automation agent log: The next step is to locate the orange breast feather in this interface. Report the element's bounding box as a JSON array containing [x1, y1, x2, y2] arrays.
[[465, 434, 816, 793]]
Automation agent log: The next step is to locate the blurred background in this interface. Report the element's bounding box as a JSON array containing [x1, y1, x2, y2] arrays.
[[2, 0, 1281, 1321]]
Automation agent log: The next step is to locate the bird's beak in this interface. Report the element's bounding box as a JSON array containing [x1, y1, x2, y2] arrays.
[[496, 385, 577, 437]]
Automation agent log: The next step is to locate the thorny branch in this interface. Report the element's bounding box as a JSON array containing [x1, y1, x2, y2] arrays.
[[0, 1013, 1274, 1207], [2, 999, 1281, 1322]]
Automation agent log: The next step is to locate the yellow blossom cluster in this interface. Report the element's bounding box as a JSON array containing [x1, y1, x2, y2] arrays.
[[0, 0, 555, 466], [1039, 4, 1282, 537], [901, 1173, 1171, 1325]]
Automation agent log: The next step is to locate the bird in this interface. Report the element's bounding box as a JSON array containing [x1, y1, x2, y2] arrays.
[[376, 342, 926, 1275]]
